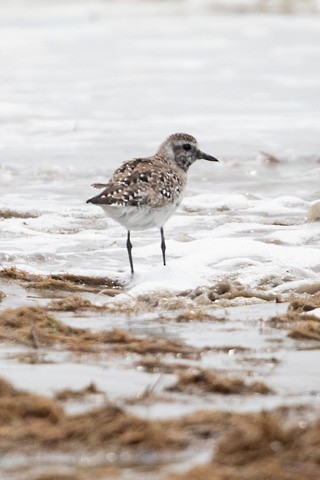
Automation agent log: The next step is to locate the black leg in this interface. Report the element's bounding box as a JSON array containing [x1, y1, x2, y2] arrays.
[[126, 230, 134, 275], [160, 227, 166, 266]]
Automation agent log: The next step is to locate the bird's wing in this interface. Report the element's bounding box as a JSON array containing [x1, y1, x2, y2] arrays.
[[87, 158, 185, 208]]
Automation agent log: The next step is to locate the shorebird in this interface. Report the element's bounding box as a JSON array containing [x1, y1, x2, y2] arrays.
[[87, 133, 219, 275]]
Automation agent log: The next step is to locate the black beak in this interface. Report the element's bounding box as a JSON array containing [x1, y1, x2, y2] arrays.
[[196, 149, 219, 162]]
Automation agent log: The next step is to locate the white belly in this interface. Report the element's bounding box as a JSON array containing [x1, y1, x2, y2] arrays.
[[100, 202, 180, 231]]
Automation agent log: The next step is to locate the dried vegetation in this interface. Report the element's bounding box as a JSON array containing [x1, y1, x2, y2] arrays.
[[0, 268, 281, 313], [47, 295, 106, 312], [0, 209, 38, 219], [160, 309, 223, 323], [136, 357, 193, 374], [10, 467, 121, 480], [0, 378, 187, 454], [2, 379, 320, 479], [288, 293, 320, 312], [0, 305, 200, 357], [289, 320, 320, 341], [0, 267, 121, 294], [1, 269, 320, 479], [55, 383, 102, 401], [172, 411, 320, 480], [269, 295, 320, 341], [167, 369, 272, 395]]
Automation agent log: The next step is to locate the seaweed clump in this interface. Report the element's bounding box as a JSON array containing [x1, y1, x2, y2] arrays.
[[269, 308, 320, 341], [0, 209, 38, 219], [288, 293, 320, 312], [172, 411, 320, 480], [289, 320, 320, 341], [167, 369, 272, 395], [0, 267, 122, 294], [0, 306, 200, 358], [55, 383, 102, 401], [2, 379, 320, 480], [47, 295, 106, 312], [0, 378, 187, 454]]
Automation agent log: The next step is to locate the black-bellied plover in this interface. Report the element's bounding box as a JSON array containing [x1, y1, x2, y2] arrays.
[[87, 133, 219, 275]]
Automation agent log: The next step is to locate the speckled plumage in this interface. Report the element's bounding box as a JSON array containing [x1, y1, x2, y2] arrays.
[[87, 133, 219, 274], [91, 155, 185, 208]]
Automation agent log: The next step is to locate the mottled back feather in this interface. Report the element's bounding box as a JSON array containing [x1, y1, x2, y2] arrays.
[[88, 155, 187, 208]]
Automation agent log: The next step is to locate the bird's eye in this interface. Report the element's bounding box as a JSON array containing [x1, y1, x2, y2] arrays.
[[183, 143, 191, 151]]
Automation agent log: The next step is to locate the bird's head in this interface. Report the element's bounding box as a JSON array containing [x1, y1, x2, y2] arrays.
[[157, 133, 219, 171]]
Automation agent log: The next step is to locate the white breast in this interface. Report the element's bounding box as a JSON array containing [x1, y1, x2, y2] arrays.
[[100, 198, 182, 231]]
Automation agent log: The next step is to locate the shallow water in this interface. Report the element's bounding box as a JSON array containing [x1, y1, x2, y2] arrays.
[[0, 2, 319, 291], [1, 1, 320, 478]]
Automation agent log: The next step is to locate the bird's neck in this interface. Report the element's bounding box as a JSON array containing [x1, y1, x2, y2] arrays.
[[156, 146, 193, 173], [157, 143, 174, 162]]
